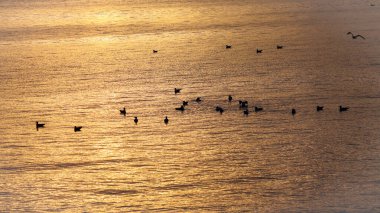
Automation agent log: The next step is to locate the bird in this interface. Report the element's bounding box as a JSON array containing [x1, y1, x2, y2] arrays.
[[175, 105, 185, 111], [215, 106, 224, 114], [195, 97, 202, 103], [254, 106, 263, 112], [277, 45, 283, 49], [291, 108, 296, 115], [226, 45, 232, 49], [339, 105, 349, 112], [182, 101, 189, 106], [256, 49, 263, 53], [239, 100, 248, 108], [36, 121, 45, 129], [228, 95, 233, 102], [316, 106, 324, 111], [174, 88, 182, 94], [120, 107, 126, 116], [134, 117, 139, 124], [164, 116, 169, 125], [74, 126, 82, 132], [243, 109, 249, 116], [347, 32, 365, 40], [153, 50, 158, 53]]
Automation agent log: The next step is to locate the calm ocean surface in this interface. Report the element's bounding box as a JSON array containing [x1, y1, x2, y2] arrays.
[[0, 0, 379, 212]]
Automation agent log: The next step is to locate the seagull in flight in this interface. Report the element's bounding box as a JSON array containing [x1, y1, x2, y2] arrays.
[[347, 32, 365, 40]]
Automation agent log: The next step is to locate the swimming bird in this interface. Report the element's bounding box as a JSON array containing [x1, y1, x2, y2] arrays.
[[277, 45, 283, 49], [243, 109, 249, 116], [339, 105, 349, 112], [175, 105, 185, 111], [316, 106, 324, 111], [239, 100, 248, 108], [174, 88, 182, 94], [120, 107, 126, 116], [347, 32, 365, 40], [153, 50, 158, 53], [215, 106, 224, 114], [254, 106, 263, 112], [36, 121, 45, 129], [291, 108, 296, 115], [74, 126, 82, 132], [134, 117, 139, 124], [226, 45, 232, 49], [164, 116, 169, 125], [256, 49, 263, 53], [182, 101, 189, 106], [195, 97, 202, 103], [228, 95, 233, 102]]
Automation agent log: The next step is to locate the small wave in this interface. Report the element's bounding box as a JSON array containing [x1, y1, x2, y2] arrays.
[[97, 189, 139, 195]]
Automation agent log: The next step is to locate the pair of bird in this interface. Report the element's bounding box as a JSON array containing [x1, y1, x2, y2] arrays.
[[35, 122, 82, 132]]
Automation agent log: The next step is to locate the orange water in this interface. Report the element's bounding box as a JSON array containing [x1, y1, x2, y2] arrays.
[[0, 0, 379, 212]]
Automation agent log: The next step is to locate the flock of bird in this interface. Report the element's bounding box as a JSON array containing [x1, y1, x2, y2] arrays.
[[36, 31, 362, 132], [35, 87, 350, 132]]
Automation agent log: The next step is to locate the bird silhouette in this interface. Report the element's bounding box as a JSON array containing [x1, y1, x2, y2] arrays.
[[316, 106, 324, 111], [291, 109, 296, 115], [195, 97, 202, 103], [174, 88, 182, 94], [120, 107, 126, 116], [228, 95, 233, 102], [134, 117, 139, 124], [277, 45, 283, 49], [164, 116, 169, 125], [36, 121, 45, 130], [226, 45, 232, 49], [239, 100, 248, 108], [153, 50, 158, 53], [256, 49, 263, 53], [215, 106, 224, 114], [339, 105, 349, 112], [74, 126, 82, 132], [254, 106, 263, 112], [347, 32, 365, 40], [243, 109, 249, 116], [175, 105, 185, 111], [182, 101, 189, 106]]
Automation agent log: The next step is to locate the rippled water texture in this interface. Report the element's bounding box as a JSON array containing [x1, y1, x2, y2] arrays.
[[0, 0, 379, 212]]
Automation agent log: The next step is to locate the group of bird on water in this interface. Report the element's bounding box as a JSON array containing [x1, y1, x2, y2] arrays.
[[35, 88, 350, 132], [36, 32, 362, 132]]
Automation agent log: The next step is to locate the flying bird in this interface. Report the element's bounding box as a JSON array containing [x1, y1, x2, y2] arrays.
[[316, 106, 324, 111], [153, 50, 158, 53], [277, 45, 283, 49], [226, 45, 232, 49], [74, 126, 82, 132], [347, 32, 365, 40], [256, 49, 263, 53]]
